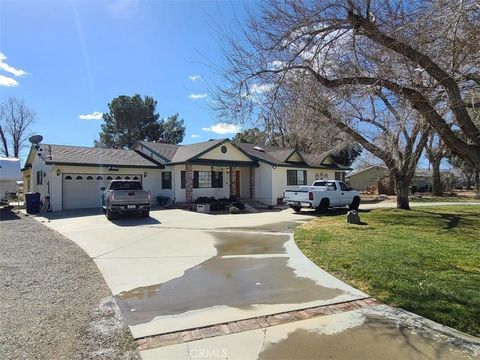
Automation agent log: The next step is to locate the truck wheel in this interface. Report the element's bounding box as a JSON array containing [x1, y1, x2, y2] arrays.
[[291, 206, 301, 213], [106, 208, 115, 221], [142, 210, 150, 218], [316, 198, 329, 214], [349, 196, 360, 210]]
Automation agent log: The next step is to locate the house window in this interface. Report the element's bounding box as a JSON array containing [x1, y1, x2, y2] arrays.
[[86, 176, 93, 180], [162, 172, 172, 189], [197, 171, 212, 188], [36, 171, 43, 185], [76, 175, 83, 180], [287, 170, 307, 185], [124, 176, 130, 180], [133, 176, 139, 180], [106, 176, 113, 180], [212, 171, 223, 188], [335, 172, 345, 182], [181, 171, 222, 188], [97, 176, 103, 180], [64, 175, 72, 180]]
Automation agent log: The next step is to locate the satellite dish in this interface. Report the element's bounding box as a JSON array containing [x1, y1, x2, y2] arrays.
[[29, 135, 43, 145]]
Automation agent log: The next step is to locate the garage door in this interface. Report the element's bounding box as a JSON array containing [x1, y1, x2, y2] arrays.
[[62, 174, 142, 210]]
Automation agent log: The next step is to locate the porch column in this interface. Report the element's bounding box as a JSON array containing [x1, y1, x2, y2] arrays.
[[229, 166, 237, 199], [185, 163, 193, 205], [249, 167, 255, 200]]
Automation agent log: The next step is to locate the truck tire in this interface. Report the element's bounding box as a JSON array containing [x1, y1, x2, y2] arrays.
[[316, 198, 329, 214], [142, 210, 150, 218], [106, 208, 115, 221], [291, 206, 301, 213], [349, 196, 360, 210]]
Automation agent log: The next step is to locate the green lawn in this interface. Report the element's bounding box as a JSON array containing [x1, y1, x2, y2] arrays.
[[410, 195, 480, 203], [295, 206, 480, 337]]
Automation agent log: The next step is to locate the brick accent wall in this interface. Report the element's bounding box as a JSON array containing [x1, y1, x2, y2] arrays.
[[249, 167, 255, 200], [185, 164, 193, 204], [229, 167, 237, 199]]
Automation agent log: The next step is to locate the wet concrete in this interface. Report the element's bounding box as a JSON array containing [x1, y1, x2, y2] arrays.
[[258, 314, 474, 360], [211, 232, 289, 255], [224, 221, 307, 233], [117, 255, 344, 325]]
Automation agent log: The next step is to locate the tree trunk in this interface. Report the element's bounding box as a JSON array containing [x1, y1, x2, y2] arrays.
[[431, 159, 442, 196], [396, 178, 411, 210], [475, 171, 480, 191]]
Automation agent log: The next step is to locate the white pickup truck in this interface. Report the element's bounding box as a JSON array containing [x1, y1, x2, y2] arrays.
[[283, 180, 360, 213]]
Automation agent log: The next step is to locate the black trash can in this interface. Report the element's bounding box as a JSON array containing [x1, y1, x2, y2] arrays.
[[25, 192, 41, 214]]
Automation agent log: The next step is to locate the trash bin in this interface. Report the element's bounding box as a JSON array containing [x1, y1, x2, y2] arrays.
[[25, 192, 41, 214]]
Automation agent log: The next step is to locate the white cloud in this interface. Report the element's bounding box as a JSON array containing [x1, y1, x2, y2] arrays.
[[78, 111, 103, 120], [189, 93, 208, 100], [0, 53, 27, 87], [189, 74, 201, 81], [202, 123, 239, 134], [250, 83, 273, 94], [191, 134, 201, 138], [0, 75, 19, 87]]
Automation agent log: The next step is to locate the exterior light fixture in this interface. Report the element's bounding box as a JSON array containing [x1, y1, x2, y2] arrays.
[[56, 169, 61, 176], [273, 165, 277, 169], [211, 166, 214, 171], [108, 166, 119, 171], [144, 171, 148, 177]]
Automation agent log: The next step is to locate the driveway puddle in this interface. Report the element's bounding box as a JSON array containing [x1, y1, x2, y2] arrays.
[[258, 315, 473, 360], [211, 232, 289, 255], [225, 221, 307, 233], [116, 232, 344, 325]]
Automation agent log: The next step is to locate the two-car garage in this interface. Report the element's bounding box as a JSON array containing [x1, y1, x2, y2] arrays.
[[62, 173, 143, 210]]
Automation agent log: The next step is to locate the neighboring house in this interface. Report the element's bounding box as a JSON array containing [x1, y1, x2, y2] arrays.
[[23, 139, 350, 211], [346, 165, 388, 191]]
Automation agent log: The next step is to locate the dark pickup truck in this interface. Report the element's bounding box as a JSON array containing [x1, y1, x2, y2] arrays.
[[102, 180, 151, 220]]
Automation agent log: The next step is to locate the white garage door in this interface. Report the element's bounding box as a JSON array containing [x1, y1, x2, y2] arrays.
[[62, 173, 142, 210]]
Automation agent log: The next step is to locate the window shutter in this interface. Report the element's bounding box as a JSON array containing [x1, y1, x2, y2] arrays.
[[218, 171, 223, 188], [303, 170, 307, 185], [181, 171, 185, 189], [193, 171, 199, 188], [211, 171, 215, 188]]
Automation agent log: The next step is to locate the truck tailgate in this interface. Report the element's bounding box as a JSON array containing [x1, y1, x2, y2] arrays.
[[111, 190, 149, 204], [284, 188, 311, 202]]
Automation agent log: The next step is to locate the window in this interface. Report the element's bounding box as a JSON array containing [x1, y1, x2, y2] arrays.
[[36, 171, 43, 185], [197, 171, 211, 188], [287, 170, 307, 185], [116, 176, 122, 180], [106, 176, 113, 180], [133, 176, 139, 180], [97, 176, 103, 180], [64, 175, 72, 180], [124, 176, 130, 180], [212, 171, 223, 188], [76, 175, 83, 180], [86, 176, 93, 180], [110, 181, 142, 190], [181, 171, 222, 188], [339, 182, 350, 191], [162, 172, 172, 189], [335, 172, 346, 182]]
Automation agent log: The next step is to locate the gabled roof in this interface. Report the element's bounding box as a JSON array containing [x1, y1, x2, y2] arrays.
[[346, 165, 388, 177], [234, 142, 350, 170], [25, 144, 160, 168]]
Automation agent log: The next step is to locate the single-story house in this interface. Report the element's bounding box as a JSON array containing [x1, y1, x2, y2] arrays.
[[23, 138, 350, 211], [346, 165, 389, 192]]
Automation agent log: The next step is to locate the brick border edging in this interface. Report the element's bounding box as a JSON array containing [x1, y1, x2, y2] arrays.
[[136, 297, 380, 351]]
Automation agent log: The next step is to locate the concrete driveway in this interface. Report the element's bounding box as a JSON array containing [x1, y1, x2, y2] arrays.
[[35, 208, 367, 339], [34, 206, 480, 359]]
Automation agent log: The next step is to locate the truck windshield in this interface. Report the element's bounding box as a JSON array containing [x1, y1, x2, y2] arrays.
[[110, 181, 142, 191]]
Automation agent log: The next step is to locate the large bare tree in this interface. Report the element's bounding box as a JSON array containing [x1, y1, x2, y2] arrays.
[[214, 0, 480, 174], [0, 97, 36, 158]]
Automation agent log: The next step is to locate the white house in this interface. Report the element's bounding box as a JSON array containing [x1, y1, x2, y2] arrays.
[[23, 139, 350, 211]]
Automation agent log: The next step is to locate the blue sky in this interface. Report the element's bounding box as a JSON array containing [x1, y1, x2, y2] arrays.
[[0, 0, 250, 158]]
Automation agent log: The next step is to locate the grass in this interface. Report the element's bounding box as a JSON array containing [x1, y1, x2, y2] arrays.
[[295, 205, 480, 337], [409, 195, 480, 203]]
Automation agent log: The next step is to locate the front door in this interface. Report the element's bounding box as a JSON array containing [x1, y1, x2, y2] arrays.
[[235, 171, 240, 198]]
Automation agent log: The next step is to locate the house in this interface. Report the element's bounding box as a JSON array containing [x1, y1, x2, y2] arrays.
[[346, 165, 388, 192], [23, 139, 350, 211]]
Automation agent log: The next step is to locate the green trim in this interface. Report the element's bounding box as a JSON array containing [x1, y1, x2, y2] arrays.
[[189, 139, 230, 161], [45, 161, 159, 169], [135, 141, 171, 162], [169, 159, 259, 167]]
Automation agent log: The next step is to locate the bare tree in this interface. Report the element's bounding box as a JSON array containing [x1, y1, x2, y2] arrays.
[[0, 97, 36, 158], [425, 133, 448, 195], [214, 0, 480, 174]]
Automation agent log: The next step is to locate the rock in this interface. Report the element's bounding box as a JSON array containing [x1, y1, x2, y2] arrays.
[[229, 206, 240, 214], [346, 210, 361, 225]]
